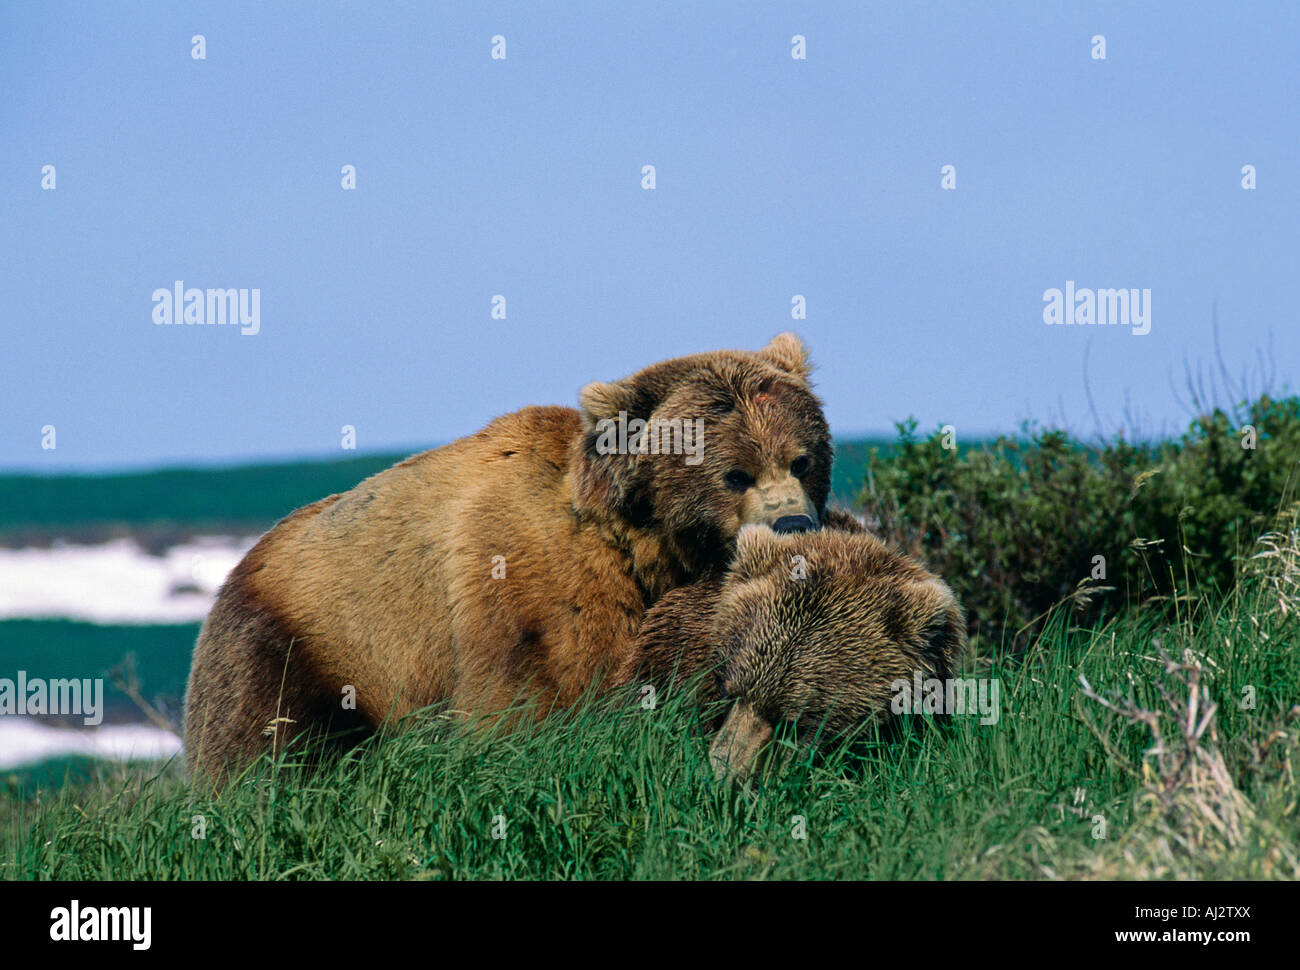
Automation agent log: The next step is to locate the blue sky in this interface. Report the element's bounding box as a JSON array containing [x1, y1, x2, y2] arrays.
[[2, 1, 1296, 471]]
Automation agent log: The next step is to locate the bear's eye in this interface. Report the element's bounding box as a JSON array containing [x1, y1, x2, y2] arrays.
[[723, 469, 755, 492], [790, 455, 811, 478]]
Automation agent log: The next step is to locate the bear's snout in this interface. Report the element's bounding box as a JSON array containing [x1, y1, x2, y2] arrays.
[[709, 699, 774, 782], [771, 514, 815, 534]]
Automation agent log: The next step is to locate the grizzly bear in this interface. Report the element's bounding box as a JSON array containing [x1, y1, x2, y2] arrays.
[[635, 519, 967, 780], [184, 333, 833, 780]]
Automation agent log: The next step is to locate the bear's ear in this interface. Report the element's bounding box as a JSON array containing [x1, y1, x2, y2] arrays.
[[758, 332, 812, 380], [579, 379, 638, 429], [575, 377, 653, 518]]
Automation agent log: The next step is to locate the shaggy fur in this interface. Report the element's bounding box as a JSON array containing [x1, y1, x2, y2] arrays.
[[635, 519, 968, 778], [184, 334, 832, 781]]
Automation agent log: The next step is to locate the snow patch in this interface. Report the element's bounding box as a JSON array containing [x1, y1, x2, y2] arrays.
[[0, 718, 182, 770], [0, 537, 255, 624]]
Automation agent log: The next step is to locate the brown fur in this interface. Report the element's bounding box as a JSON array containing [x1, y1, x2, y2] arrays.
[[184, 334, 832, 781], [635, 520, 968, 778]]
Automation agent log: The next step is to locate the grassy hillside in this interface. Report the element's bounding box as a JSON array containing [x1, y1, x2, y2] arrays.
[[4, 559, 1296, 880], [5, 420, 1295, 880]]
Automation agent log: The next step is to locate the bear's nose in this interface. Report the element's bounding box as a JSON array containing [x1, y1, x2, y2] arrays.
[[771, 514, 815, 534]]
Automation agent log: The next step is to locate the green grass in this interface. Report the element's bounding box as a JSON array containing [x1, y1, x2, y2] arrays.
[[4, 566, 1296, 880], [2, 439, 1291, 880]]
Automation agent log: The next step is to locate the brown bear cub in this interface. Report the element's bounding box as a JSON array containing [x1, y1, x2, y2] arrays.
[[185, 334, 833, 781], [636, 516, 967, 779]]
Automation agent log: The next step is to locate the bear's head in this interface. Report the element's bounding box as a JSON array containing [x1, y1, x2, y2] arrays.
[[574, 333, 832, 579], [706, 524, 967, 780]]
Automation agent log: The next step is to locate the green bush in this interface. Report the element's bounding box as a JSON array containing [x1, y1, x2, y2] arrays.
[[858, 395, 1300, 648]]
